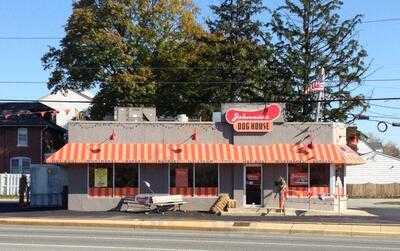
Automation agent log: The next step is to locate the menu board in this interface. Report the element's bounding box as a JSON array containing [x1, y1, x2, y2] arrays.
[[175, 168, 188, 187], [94, 168, 108, 187]]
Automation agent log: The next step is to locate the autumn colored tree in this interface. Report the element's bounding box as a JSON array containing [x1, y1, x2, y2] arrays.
[[42, 0, 202, 119]]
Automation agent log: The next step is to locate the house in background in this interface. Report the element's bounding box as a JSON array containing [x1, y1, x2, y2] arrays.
[[346, 140, 400, 184], [0, 102, 66, 174], [39, 90, 93, 128]]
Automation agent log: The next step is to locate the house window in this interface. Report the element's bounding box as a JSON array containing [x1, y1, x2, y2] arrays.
[[10, 157, 31, 174], [17, 128, 28, 146]]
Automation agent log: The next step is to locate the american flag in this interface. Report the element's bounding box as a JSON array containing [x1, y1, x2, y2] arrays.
[[304, 80, 325, 94]]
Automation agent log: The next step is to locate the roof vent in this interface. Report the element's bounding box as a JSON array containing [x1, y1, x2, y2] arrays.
[[176, 114, 189, 123]]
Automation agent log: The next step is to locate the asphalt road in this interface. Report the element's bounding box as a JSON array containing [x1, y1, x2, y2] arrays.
[[1, 199, 400, 225], [0, 225, 399, 251]]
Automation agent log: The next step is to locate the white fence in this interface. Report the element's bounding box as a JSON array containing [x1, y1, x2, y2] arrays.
[[0, 174, 30, 196]]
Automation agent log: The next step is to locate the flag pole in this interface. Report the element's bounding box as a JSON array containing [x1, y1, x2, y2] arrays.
[[315, 68, 325, 122]]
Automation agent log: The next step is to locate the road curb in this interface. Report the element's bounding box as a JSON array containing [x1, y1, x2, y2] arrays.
[[0, 218, 399, 237]]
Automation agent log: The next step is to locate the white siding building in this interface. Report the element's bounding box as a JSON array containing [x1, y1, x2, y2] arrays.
[[39, 90, 93, 129], [346, 140, 400, 184]]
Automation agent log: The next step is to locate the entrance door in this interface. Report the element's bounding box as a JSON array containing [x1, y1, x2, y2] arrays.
[[245, 166, 262, 205]]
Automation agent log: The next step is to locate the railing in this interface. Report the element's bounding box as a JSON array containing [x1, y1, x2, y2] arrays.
[[0, 173, 30, 196]]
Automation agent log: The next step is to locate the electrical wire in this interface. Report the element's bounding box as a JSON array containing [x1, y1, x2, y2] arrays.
[[2, 96, 400, 104], [370, 104, 400, 110], [363, 18, 400, 23], [2, 78, 400, 85]]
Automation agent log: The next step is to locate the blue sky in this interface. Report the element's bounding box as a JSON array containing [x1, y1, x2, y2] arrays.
[[1, 0, 400, 143]]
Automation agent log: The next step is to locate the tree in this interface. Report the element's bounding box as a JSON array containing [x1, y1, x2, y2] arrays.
[[199, 0, 274, 104], [42, 0, 202, 119], [270, 0, 368, 122], [383, 142, 400, 158], [366, 133, 400, 158]]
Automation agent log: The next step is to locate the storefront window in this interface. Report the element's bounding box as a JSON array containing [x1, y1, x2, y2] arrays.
[[114, 164, 139, 197], [194, 164, 218, 196], [169, 164, 193, 196], [288, 164, 329, 197], [88, 164, 139, 197], [89, 165, 113, 197]]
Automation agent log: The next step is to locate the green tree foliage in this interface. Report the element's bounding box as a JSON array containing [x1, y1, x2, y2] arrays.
[[42, 0, 202, 119], [42, 0, 370, 123], [200, 0, 275, 104], [270, 0, 368, 122]]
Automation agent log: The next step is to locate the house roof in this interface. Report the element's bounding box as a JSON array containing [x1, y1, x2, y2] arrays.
[[0, 102, 66, 132]]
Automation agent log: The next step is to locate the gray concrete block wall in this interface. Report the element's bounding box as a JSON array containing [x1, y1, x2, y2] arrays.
[[68, 121, 342, 146], [233, 123, 336, 145], [67, 166, 87, 194], [233, 166, 244, 207], [68, 122, 232, 144], [219, 164, 234, 197]]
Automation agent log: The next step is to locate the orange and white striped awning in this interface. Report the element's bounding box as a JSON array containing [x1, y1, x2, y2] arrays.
[[46, 143, 365, 165]]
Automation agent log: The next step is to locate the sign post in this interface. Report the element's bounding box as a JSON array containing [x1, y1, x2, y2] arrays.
[[315, 68, 325, 122]]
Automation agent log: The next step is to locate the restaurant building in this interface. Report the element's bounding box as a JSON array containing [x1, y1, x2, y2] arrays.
[[46, 103, 364, 212]]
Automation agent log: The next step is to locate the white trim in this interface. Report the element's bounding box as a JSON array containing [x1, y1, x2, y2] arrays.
[[138, 163, 141, 194], [286, 163, 289, 183], [217, 164, 220, 195], [112, 163, 115, 197], [329, 164, 336, 195], [307, 163, 310, 192], [243, 164, 263, 207], [193, 163, 195, 197], [86, 164, 89, 197], [167, 163, 170, 195]]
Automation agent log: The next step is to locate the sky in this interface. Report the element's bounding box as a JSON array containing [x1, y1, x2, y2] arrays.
[[1, 0, 400, 143]]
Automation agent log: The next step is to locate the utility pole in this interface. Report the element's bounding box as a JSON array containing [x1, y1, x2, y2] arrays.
[[315, 68, 325, 122]]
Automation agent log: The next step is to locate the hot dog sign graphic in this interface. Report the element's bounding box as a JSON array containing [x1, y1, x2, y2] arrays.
[[225, 104, 281, 133]]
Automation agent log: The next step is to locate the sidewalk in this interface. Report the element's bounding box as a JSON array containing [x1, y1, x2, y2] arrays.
[[0, 215, 399, 237]]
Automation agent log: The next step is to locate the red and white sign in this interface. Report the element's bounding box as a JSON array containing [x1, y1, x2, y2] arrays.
[[225, 104, 281, 133], [290, 172, 308, 186]]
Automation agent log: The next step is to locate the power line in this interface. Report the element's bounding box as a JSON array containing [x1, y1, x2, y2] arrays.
[[370, 104, 400, 110], [0, 37, 62, 40], [363, 18, 400, 23], [364, 114, 400, 120], [2, 96, 400, 104], [2, 77, 400, 85]]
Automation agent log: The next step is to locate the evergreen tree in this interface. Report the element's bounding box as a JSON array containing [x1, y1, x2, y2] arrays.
[[200, 0, 274, 104], [271, 0, 368, 122]]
